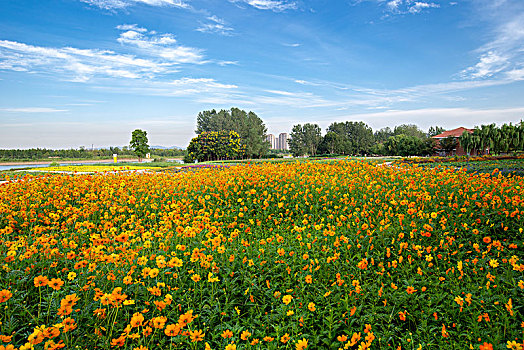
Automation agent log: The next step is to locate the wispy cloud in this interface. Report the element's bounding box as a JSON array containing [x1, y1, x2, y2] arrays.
[[353, 0, 440, 15], [0, 39, 170, 82], [196, 16, 234, 36], [0, 107, 68, 113], [91, 76, 238, 98], [116, 26, 205, 64], [386, 0, 439, 14], [229, 0, 298, 12], [80, 0, 190, 10], [461, 6, 524, 82], [0, 26, 207, 82], [283, 43, 301, 47]]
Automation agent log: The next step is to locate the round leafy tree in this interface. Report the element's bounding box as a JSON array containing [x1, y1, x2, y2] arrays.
[[130, 129, 149, 162], [186, 130, 245, 162]]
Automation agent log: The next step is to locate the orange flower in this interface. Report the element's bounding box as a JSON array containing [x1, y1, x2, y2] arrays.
[[0, 290, 13, 303], [222, 330, 233, 338], [151, 316, 167, 329], [280, 333, 290, 344], [240, 330, 251, 340], [483, 236, 492, 244], [48, 278, 64, 291], [130, 312, 144, 327], [34, 275, 49, 287], [399, 311, 407, 321], [305, 275, 312, 284], [479, 342, 493, 350], [62, 317, 77, 332], [164, 324, 180, 337], [110, 335, 126, 347], [189, 329, 205, 342], [406, 286, 417, 294]]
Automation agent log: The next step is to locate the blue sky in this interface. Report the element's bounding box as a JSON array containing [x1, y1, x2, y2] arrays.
[[1, 0, 523, 148]]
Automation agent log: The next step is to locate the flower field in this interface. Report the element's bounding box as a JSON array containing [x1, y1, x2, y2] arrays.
[[0, 160, 522, 350]]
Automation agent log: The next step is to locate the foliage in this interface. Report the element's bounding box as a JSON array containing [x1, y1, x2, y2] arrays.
[[0, 161, 522, 350], [320, 122, 374, 155], [383, 134, 434, 156], [129, 130, 150, 161], [289, 123, 322, 157], [438, 136, 458, 155], [393, 124, 426, 139], [374, 127, 394, 143], [457, 122, 524, 156], [186, 131, 246, 162], [196, 108, 269, 158], [427, 126, 445, 137]]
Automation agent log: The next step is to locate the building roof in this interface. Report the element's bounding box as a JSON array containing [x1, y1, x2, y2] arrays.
[[432, 127, 473, 139]]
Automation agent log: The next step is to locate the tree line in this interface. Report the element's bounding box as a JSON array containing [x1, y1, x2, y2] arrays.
[[0, 146, 185, 161], [289, 122, 444, 157], [458, 122, 524, 155]]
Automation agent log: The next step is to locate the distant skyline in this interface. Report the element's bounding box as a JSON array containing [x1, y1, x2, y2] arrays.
[[1, 0, 524, 148]]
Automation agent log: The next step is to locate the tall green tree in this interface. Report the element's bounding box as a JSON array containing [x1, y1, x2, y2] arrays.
[[393, 124, 426, 139], [318, 132, 340, 154], [374, 127, 394, 143], [195, 108, 269, 158], [459, 131, 474, 156], [130, 129, 149, 162], [289, 123, 322, 157], [325, 121, 374, 155], [427, 126, 445, 137], [186, 131, 245, 162]]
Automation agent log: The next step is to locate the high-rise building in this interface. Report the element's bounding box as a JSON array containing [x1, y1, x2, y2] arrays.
[[278, 133, 289, 150], [265, 134, 277, 149]]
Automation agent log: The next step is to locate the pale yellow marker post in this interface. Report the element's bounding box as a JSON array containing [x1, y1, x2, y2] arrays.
[[113, 154, 117, 163]]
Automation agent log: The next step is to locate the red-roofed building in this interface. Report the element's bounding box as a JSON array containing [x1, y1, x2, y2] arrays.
[[432, 127, 475, 156]]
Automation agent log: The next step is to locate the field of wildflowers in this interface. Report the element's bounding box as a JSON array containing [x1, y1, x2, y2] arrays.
[[0, 160, 522, 350]]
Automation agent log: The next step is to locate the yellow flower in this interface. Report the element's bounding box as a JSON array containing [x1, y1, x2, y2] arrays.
[[489, 259, 499, 268], [308, 302, 315, 312], [282, 295, 293, 305]]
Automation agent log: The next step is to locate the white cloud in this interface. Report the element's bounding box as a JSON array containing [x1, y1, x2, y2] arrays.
[[116, 24, 147, 32], [0, 26, 208, 82], [461, 51, 509, 79], [80, 0, 190, 10], [360, 0, 440, 15], [0, 107, 68, 113], [408, 2, 439, 13], [0, 39, 170, 82], [460, 7, 524, 81], [230, 0, 297, 12], [196, 16, 234, 36], [116, 27, 204, 64], [217, 60, 239, 66]]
